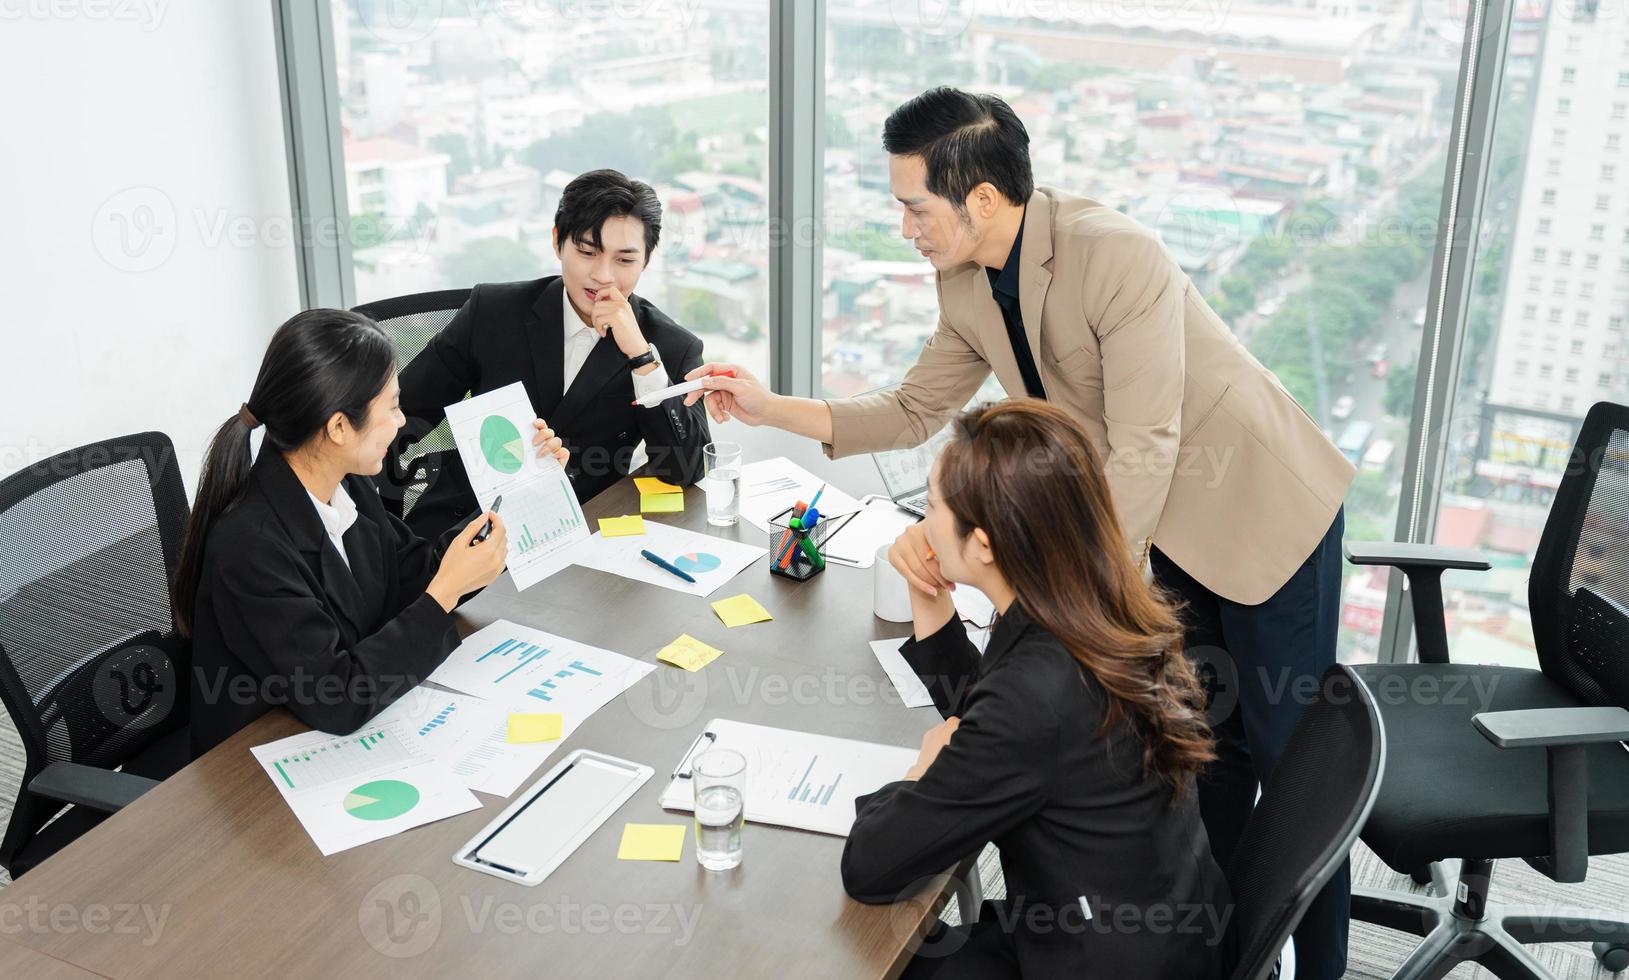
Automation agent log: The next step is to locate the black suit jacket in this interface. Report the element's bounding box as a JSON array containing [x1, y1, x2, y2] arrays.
[[187, 450, 459, 757], [841, 607, 1233, 979], [395, 276, 710, 543]]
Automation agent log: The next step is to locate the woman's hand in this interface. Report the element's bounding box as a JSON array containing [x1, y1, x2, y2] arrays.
[[427, 512, 508, 611], [532, 419, 570, 467], [905, 717, 960, 780], [889, 521, 955, 597], [682, 363, 776, 426]]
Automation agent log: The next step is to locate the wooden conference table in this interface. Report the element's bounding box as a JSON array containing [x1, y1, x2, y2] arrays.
[[0, 428, 959, 979]]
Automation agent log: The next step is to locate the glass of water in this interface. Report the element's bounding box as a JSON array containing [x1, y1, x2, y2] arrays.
[[692, 748, 745, 871], [703, 441, 743, 527]]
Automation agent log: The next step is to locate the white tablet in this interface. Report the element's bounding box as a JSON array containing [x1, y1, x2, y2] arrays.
[[453, 749, 653, 886]]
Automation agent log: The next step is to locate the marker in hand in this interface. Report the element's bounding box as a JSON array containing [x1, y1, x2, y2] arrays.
[[631, 371, 735, 408], [472, 495, 503, 545]]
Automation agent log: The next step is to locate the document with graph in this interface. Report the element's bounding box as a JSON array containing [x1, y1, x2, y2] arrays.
[[444, 381, 590, 591], [658, 719, 918, 837], [250, 720, 481, 856]]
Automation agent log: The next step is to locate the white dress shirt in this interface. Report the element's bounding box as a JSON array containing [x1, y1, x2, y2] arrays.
[[562, 288, 668, 402], [307, 483, 359, 569]]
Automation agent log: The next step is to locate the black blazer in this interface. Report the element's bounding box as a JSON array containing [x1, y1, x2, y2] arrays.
[[841, 607, 1233, 979], [396, 276, 711, 543], [187, 450, 459, 757]]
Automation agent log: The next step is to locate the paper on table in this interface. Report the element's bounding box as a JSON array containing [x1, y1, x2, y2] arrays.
[[822, 495, 919, 567], [569, 521, 766, 598], [634, 477, 684, 495], [640, 492, 685, 514], [507, 713, 563, 744], [444, 382, 590, 591], [869, 627, 994, 710], [738, 457, 863, 533], [712, 593, 772, 628], [598, 515, 646, 537], [953, 585, 996, 627], [251, 721, 480, 856], [657, 634, 724, 671], [617, 823, 686, 861]]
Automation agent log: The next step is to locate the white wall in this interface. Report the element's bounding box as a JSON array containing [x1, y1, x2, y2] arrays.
[[0, 2, 300, 494]]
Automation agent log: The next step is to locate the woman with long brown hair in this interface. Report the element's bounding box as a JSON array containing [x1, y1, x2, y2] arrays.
[[841, 400, 1231, 978]]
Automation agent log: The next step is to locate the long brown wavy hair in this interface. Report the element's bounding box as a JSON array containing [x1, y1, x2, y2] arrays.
[[935, 400, 1214, 798]]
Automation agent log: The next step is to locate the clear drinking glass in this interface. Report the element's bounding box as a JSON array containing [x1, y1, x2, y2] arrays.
[[703, 441, 743, 527], [692, 748, 745, 871]]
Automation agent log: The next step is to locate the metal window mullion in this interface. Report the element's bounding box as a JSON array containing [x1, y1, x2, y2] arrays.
[[1378, 0, 1516, 663], [768, 0, 823, 397], [273, 0, 354, 310]]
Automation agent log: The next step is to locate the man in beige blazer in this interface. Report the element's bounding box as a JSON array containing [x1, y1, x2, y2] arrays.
[[685, 87, 1356, 979]]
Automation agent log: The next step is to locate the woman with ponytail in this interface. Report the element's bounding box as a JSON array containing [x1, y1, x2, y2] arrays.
[[841, 400, 1231, 979], [174, 309, 508, 757]]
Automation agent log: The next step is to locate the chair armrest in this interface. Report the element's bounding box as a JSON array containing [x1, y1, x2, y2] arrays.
[[1473, 706, 1629, 748], [1343, 541, 1493, 572], [1471, 706, 1629, 884], [29, 762, 160, 814]]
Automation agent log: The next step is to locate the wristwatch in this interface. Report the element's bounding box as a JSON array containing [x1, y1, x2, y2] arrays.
[[626, 346, 659, 371]]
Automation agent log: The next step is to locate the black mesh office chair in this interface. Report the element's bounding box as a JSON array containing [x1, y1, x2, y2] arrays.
[[1226, 664, 1386, 980], [1344, 400, 1629, 978], [353, 288, 471, 519], [0, 433, 193, 877]]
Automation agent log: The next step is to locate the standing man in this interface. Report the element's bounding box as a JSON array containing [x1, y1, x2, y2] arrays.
[[686, 87, 1356, 978]]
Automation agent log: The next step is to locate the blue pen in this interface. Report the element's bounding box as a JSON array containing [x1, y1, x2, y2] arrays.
[[641, 549, 697, 584]]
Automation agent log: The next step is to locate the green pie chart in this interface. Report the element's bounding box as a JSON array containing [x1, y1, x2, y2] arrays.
[[343, 779, 420, 821], [479, 415, 525, 474]]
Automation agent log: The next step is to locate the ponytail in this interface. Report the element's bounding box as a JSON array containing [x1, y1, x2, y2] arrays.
[[171, 309, 396, 636]]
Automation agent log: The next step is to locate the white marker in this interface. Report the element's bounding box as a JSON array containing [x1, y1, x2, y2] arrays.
[[630, 371, 735, 408]]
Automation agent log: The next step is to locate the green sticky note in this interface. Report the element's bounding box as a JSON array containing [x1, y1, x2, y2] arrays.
[[599, 514, 646, 537], [617, 823, 687, 861], [506, 713, 563, 744], [641, 492, 685, 514], [712, 593, 773, 628]]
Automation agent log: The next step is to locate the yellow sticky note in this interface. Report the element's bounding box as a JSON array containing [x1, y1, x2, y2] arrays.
[[712, 593, 773, 628], [658, 634, 724, 672], [641, 492, 685, 514], [599, 514, 646, 537], [617, 823, 687, 861], [506, 713, 563, 744], [634, 477, 684, 495]]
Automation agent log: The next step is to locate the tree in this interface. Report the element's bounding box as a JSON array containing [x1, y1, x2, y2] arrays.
[[429, 133, 474, 183], [677, 289, 724, 334], [442, 237, 538, 287], [1384, 359, 1417, 418]]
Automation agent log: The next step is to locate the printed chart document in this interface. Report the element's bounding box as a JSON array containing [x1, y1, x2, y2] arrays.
[[570, 520, 766, 598], [421, 620, 656, 795], [369, 687, 545, 798], [251, 721, 480, 856], [868, 627, 993, 710], [445, 381, 589, 591], [658, 719, 917, 837], [738, 457, 863, 534]]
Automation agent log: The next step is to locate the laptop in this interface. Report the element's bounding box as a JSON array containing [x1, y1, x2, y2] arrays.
[[871, 425, 955, 517]]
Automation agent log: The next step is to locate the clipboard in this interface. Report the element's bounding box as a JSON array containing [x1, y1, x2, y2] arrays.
[[453, 749, 652, 886]]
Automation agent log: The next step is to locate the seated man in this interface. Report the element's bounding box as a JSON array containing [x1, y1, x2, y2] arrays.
[[396, 169, 711, 544]]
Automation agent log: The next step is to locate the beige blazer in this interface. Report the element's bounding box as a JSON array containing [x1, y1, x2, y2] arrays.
[[824, 187, 1356, 605]]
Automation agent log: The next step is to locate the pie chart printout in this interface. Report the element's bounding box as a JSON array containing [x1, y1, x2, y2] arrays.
[[344, 779, 421, 821], [479, 415, 526, 475], [673, 552, 722, 575]]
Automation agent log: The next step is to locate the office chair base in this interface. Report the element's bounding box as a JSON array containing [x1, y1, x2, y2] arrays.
[[1354, 859, 1629, 979]]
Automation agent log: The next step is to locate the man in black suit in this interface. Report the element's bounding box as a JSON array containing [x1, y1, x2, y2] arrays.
[[396, 169, 711, 544]]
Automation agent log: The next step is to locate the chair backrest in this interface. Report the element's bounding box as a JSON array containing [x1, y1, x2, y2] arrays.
[[1226, 665, 1385, 980], [1528, 400, 1629, 709], [352, 288, 471, 517], [0, 433, 191, 867]]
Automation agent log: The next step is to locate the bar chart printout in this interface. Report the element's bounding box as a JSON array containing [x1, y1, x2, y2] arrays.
[[250, 720, 480, 856], [428, 619, 653, 711]]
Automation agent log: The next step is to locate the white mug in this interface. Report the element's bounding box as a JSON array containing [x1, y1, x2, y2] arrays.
[[873, 544, 914, 622]]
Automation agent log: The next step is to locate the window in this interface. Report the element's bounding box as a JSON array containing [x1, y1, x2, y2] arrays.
[[1580, 281, 1596, 299], [327, 2, 772, 377], [1551, 278, 1567, 295], [1561, 395, 1577, 413], [1527, 274, 1542, 292], [1562, 67, 1577, 84], [1523, 304, 1538, 320], [1586, 252, 1600, 269], [1619, 72, 1629, 87], [1542, 188, 1557, 205], [1601, 372, 1615, 388], [1576, 311, 1591, 327], [1596, 194, 1611, 211], [1533, 246, 1548, 262], [1590, 224, 1605, 241], [1547, 159, 1562, 177], [1571, 339, 1587, 355], [1538, 217, 1552, 234], [1559, 249, 1573, 267], [1549, 307, 1564, 324], [1614, 103, 1628, 122], [1565, 367, 1580, 384], [1609, 134, 1623, 151], [1539, 364, 1555, 379], [1515, 360, 1529, 376], [1605, 164, 1617, 182], [1557, 97, 1571, 115]]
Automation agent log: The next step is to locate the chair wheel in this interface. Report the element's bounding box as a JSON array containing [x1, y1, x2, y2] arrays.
[[1596, 942, 1629, 972], [1409, 866, 1433, 887]]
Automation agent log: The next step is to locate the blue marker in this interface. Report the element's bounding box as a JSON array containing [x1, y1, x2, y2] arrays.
[[641, 549, 697, 584]]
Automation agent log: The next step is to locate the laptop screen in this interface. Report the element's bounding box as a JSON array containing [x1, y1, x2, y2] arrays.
[[872, 424, 955, 500]]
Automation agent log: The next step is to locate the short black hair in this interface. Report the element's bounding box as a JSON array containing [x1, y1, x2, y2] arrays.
[[882, 87, 1034, 212], [554, 169, 662, 259]]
